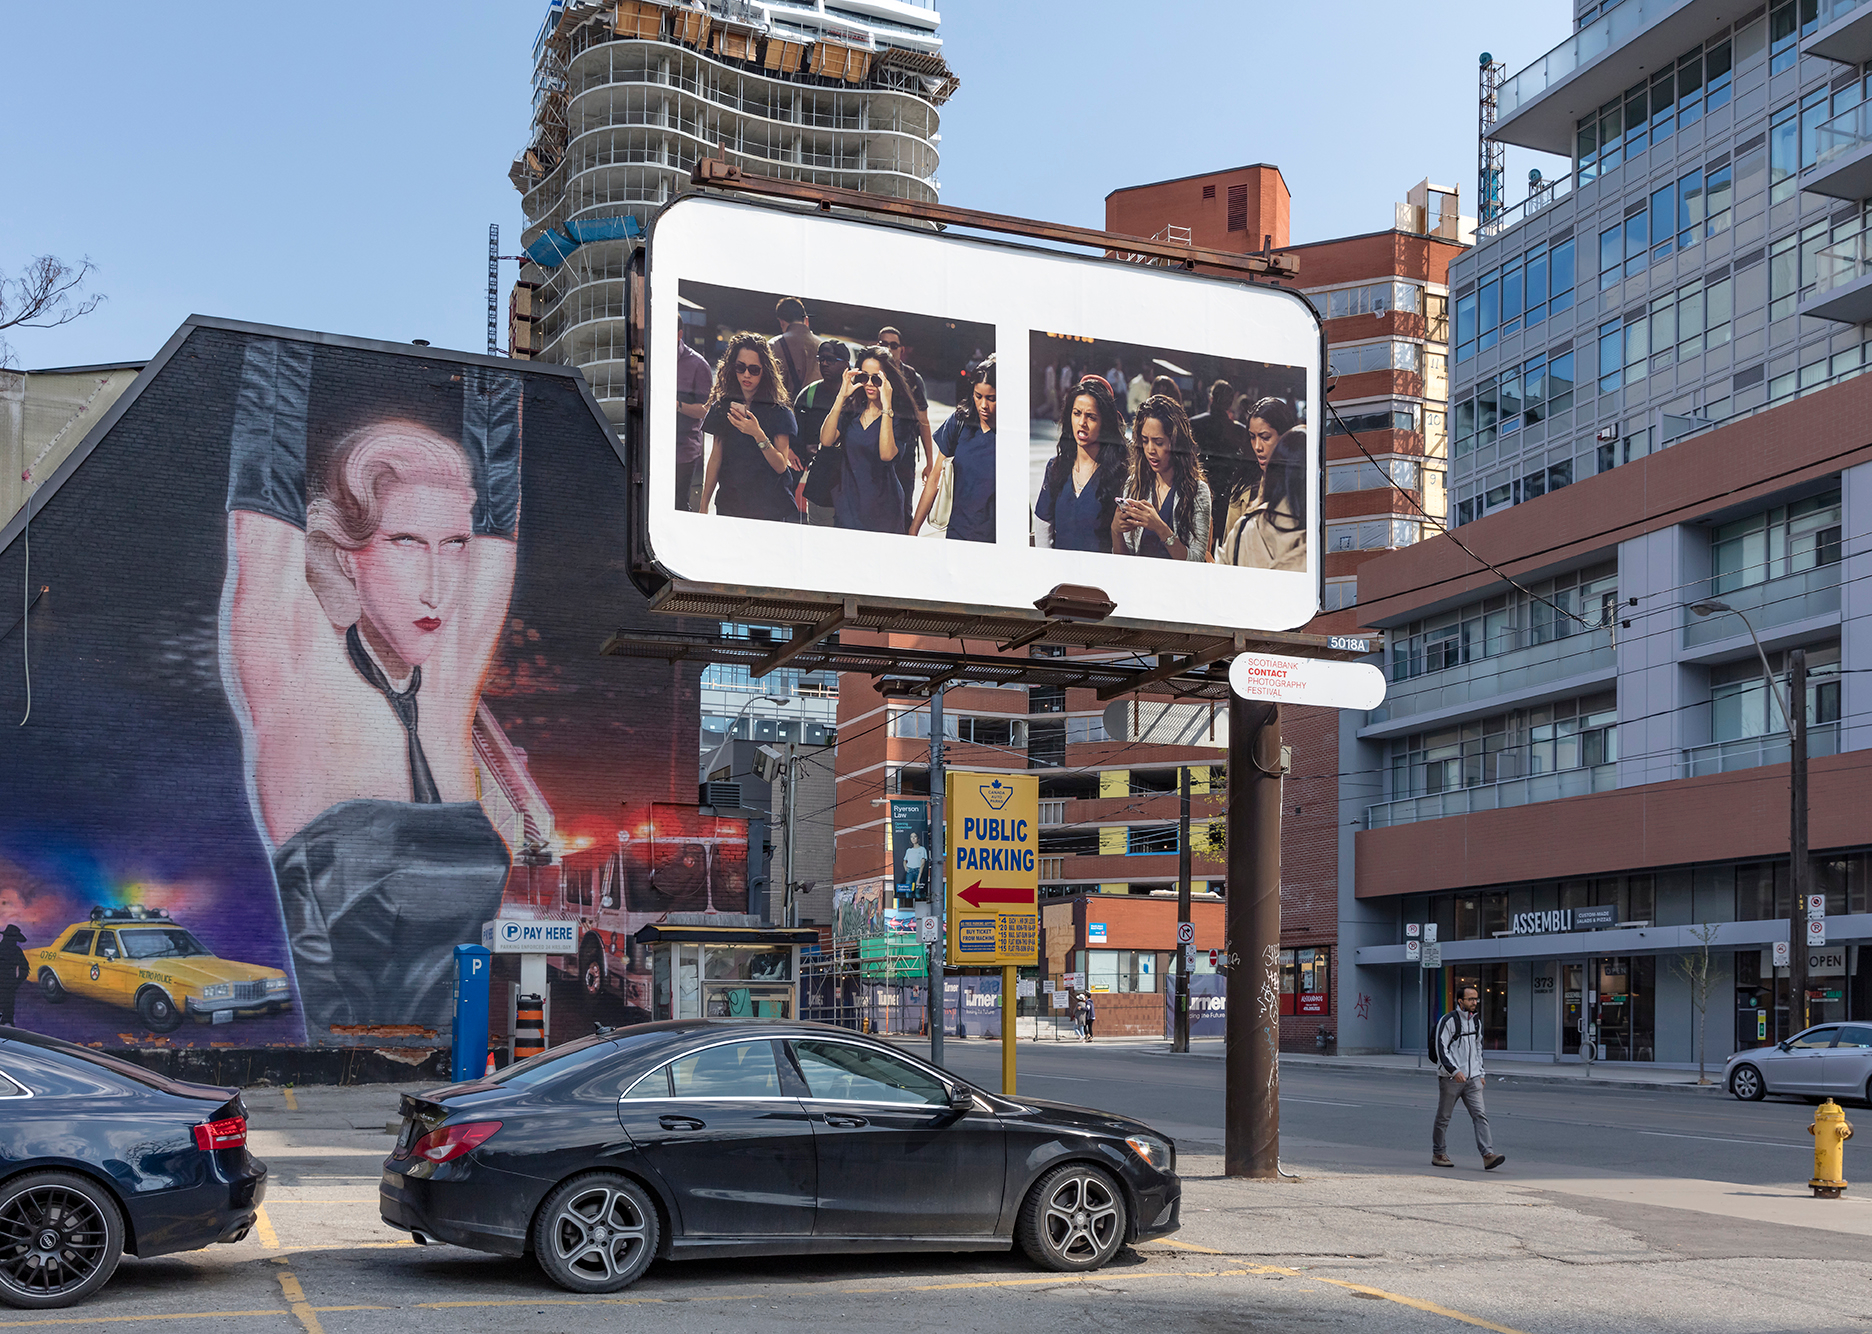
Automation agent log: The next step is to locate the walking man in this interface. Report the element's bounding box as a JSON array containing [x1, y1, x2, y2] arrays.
[[1433, 985, 1505, 1170], [0, 924, 27, 1026]]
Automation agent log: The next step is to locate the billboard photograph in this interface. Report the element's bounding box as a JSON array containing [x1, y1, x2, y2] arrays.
[[646, 194, 1324, 632], [1028, 331, 1307, 570], [0, 318, 699, 1049], [675, 279, 995, 541]]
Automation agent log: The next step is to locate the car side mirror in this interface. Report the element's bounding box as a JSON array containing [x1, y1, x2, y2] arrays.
[[948, 1085, 974, 1112], [102, 950, 117, 961], [1779, 1040, 1793, 1051]]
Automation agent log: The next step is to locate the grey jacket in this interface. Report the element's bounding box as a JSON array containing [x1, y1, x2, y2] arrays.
[[1435, 1008, 1484, 1079]]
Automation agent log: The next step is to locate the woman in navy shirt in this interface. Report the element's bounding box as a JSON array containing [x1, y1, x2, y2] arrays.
[[700, 334, 802, 523], [1033, 375, 1125, 551], [820, 347, 918, 534], [911, 356, 997, 542]]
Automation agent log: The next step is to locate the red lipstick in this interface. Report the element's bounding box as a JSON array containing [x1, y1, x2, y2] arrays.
[[415, 617, 441, 632]]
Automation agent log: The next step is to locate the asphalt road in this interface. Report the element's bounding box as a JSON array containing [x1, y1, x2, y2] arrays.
[[904, 1037, 1828, 1185]]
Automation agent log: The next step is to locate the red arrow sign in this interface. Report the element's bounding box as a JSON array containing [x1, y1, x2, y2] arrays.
[[957, 881, 1036, 910]]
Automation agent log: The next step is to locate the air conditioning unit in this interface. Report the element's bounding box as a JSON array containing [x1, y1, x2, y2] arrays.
[[699, 781, 742, 810], [1596, 423, 1619, 442]]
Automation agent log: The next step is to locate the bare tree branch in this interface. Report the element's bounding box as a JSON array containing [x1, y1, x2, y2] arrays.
[[0, 255, 106, 367]]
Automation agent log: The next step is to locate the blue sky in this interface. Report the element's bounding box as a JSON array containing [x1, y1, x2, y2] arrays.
[[1, 2, 1571, 369]]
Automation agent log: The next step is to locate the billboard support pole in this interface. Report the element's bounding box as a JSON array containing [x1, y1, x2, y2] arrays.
[[1225, 695, 1281, 1179], [1002, 964, 1017, 1094], [1174, 765, 1192, 1054], [929, 688, 946, 1068]]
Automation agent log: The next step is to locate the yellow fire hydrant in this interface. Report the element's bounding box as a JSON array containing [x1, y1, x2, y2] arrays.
[[1809, 1099, 1855, 1199]]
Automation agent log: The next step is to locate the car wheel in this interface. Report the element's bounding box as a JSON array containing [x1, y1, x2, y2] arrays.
[[531, 1172, 658, 1294], [135, 987, 183, 1034], [36, 970, 65, 1005], [1730, 1064, 1766, 1101], [0, 1171, 125, 1310], [1016, 1163, 1128, 1273]]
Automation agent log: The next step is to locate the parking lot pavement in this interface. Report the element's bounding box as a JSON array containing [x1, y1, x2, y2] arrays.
[[5, 1083, 1869, 1334]]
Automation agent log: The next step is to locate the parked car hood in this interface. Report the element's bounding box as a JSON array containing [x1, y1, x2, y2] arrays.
[[996, 1094, 1167, 1142]]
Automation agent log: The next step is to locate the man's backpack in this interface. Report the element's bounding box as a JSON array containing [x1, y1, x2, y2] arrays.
[[1428, 1010, 1447, 1066]]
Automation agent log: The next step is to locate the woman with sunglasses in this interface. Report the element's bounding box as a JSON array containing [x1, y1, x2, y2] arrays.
[[1112, 394, 1211, 560], [699, 333, 802, 523], [1033, 375, 1126, 551], [910, 356, 997, 542], [820, 346, 918, 534]]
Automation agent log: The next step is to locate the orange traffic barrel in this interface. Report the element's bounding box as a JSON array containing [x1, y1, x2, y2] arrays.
[[513, 994, 545, 1062]]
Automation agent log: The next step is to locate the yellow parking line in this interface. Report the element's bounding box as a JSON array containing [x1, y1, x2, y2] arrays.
[[261, 1200, 378, 1205], [253, 1204, 279, 1250], [275, 1268, 324, 1334], [282, 1088, 298, 1112], [0, 1311, 285, 1328]]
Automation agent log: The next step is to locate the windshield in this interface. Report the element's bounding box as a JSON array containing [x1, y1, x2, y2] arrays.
[[119, 928, 214, 960]]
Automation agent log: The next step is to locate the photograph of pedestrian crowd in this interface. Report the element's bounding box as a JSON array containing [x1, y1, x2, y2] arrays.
[[1028, 332, 1310, 570], [675, 282, 995, 541]]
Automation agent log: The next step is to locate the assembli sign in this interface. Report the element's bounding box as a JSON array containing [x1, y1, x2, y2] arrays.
[[1509, 905, 1619, 935]]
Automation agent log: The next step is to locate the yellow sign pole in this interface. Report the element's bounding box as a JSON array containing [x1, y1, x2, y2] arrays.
[[944, 771, 1039, 1098], [1002, 964, 1016, 1095]]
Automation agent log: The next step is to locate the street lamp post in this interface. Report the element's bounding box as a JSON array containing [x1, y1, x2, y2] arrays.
[[1688, 600, 1808, 1036]]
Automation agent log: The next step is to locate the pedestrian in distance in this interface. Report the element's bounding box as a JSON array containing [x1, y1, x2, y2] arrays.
[[1080, 990, 1097, 1043], [1433, 984, 1506, 1170], [0, 924, 26, 1026]]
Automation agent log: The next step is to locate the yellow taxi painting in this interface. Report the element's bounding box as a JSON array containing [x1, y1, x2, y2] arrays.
[[31, 907, 292, 1033]]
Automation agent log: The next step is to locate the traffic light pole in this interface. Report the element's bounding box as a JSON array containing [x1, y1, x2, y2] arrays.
[[1790, 648, 1810, 1035], [1174, 766, 1192, 1053], [1225, 696, 1282, 1178]]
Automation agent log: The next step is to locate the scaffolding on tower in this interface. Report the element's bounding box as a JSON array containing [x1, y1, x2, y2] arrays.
[[1478, 52, 1507, 227]]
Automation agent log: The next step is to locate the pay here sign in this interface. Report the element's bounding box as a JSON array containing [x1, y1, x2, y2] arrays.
[[945, 771, 1039, 967]]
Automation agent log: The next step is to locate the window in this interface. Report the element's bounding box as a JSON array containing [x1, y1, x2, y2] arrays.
[[1279, 948, 1331, 1015], [1388, 692, 1618, 798], [792, 1040, 947, 1104], [1711, 643, 1840, 741], [1325, 402, 1420, 436], [563, 867, 593, 907], [1085, 948, 1158, 993], [1387, 562, 1616, 682], [1769, 0, 1818, 74], [1770, 100, 1799, 205], [1322, 579, 1358, 611], [668, 1040, 783, 1097], [1577, 39, 1730, 182], [1769, 221, 1831, 321], [1326, 518, 1419, 552], [1332, 339, 1422, 377], [1327, 458, 1419, 494], [94, 930, 118, 960], [61, 931, 93, 956], [1711, 489, 1843, 593], [1598, 319, 1622, 394], [1127, 824, 1179, 855], [1319, 280, 1422, 320]]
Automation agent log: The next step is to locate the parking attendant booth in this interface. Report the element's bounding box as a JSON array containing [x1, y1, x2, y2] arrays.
[[637, 923, 818, 1021]]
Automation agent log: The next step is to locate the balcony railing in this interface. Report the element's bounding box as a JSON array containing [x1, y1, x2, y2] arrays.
[[1475, 174, 1573, 242], [1814, 223, 1872, 298], [1495, 0, 1656, 119], [1813, 102, 1872, 175], [1682, 722, 1840, 778], [1366, 763, 1617, 830]]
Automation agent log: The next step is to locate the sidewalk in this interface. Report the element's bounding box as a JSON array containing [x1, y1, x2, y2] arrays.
[[994, 1033, 1732, 1093]]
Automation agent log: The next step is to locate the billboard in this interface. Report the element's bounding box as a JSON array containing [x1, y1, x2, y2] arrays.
[[0, 318, 700, 1049], [645, 194, 1323, 631]]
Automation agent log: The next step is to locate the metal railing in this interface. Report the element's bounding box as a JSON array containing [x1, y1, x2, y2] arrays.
[[1495, 0, 1656, 120], [1682, 722, 1840, 778], [1813, 222, 1872, 301], [1366, 762, 1617, 830], [1811, 102, 1872, 175], [1475, 174, 1573, 242]]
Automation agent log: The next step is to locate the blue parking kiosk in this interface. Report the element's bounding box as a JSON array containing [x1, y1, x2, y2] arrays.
[[452, 943, 492, 1083]]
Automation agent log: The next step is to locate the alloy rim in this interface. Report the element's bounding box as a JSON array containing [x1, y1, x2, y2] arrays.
[[1041, 1171, 1119, 1262], [0, 1186, 108, 1297], [551, 1184, 649, 1282], [1735, 1068, 1760, 1097]]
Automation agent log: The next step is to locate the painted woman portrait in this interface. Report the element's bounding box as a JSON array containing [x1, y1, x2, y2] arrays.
[[220, 341, 519, 1035]]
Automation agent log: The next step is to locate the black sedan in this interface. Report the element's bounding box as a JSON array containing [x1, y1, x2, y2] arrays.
[[381, 1019, 1180, 1293], [0, 1026, 266, 1309]]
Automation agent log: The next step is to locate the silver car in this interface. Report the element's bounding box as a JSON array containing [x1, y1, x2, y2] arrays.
[[1725, 1023, 1872, 1102]]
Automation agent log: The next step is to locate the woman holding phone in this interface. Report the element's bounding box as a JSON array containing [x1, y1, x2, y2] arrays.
[[1033, 375, 1126, 551], [700, 334, 801, 523], [1218, 426, 1308, 570], [1112, 394, 1211, 560], [911, 356, 996, 541], [820, 346, 917, 534]]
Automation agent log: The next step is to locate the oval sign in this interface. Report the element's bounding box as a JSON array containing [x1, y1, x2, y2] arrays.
[[1228, 652, 1387, 711]]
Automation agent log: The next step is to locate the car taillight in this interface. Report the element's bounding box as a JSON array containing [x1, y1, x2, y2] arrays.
[[409, 1121, 502, 1163], [193, 1116, 247, 1151]]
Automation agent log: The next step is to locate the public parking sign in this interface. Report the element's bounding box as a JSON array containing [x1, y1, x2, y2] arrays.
[[945, 770, 1039, 967]]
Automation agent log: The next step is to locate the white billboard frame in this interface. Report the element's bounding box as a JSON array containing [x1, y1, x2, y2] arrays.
[[642, 193, 1326, 633]]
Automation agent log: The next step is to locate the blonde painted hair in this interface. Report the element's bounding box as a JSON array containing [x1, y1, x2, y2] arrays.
[[303, 420, 475, 626]]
